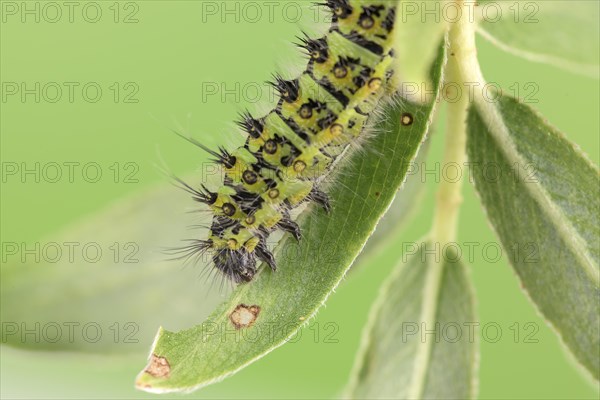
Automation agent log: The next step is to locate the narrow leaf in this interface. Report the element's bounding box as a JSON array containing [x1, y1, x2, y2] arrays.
[[467, 93, 600, 379], [345, 242, 478, 399], [134, 46, 447, 393], [477, 0, 599, 77], [0, 183, 226, 353]]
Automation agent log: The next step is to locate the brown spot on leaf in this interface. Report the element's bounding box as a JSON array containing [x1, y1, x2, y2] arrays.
[[401, 113, 414, 126], [144, 354, 170, 378], [229, 304, 261, 329], [375, 191, 381, 197]]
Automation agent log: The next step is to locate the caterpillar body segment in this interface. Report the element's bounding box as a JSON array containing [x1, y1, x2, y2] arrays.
[[186, 0, 398, 283]]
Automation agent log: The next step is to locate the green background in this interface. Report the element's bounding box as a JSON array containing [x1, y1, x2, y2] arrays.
[[1, 1, 598, 398]]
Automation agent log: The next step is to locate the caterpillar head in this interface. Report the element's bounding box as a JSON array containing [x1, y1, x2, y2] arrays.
[[213, 247, 258, 283], [207, 221, 259, 282], [209, 225, 275, 283]]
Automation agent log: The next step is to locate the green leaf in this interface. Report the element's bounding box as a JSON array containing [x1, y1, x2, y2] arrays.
[[345, 242, 478, 399], [477, 0, 599, 77], [134, 45, 447, 393], [0, 183, 226, 353], [354, 136, 431, 265], [467, 93, 600, 380]]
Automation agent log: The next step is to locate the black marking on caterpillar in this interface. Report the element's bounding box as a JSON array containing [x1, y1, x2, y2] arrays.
[[175, 0, 398, 283], [340, 32, 385, 56]]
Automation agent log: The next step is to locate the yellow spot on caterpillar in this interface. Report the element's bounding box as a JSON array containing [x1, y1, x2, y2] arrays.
[[264, 139, 277, 154], [144, 354, 170, 378], [245, 215, 256, 225], [293, 160, 307, 172], [401, 113, 414, 126], [330, 124, 343, 136], [227, 238, 238, 249], [299, 104, 313, 119], [368, 78, 382, 91], [360, 16, 375, 29], [334, 66, 348, 79], [243, 170, 258, 184], [222, 203, 236, 217], [268, 189, 280, 199], [229, 304, 261, 329]]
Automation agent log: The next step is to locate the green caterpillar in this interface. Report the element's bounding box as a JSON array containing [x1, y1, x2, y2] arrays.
[[179, 0, 397, 282]]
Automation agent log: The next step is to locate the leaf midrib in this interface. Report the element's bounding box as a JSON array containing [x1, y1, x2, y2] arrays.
[[476, 27, 599, 79]]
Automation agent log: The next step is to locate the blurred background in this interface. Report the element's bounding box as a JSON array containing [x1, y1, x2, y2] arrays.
[[1, 1, 598, 398]]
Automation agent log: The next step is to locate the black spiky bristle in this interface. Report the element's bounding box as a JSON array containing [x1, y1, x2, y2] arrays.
[[321, 0, 352, 19], [295, 33, 328, 63], [237, 111, 264, 139], [269, 75, 300, 103]]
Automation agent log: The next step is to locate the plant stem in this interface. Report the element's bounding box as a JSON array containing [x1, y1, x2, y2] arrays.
[[448, 0, 487, 95], [432, 0, 478, 246], [410, 3, 478, 397]]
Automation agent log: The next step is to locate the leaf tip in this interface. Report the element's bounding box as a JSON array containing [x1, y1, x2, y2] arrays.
[[135, 353, 173, 393]]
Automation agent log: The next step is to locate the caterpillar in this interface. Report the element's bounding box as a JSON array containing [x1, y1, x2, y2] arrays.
[[177, 0, 398, 283]]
